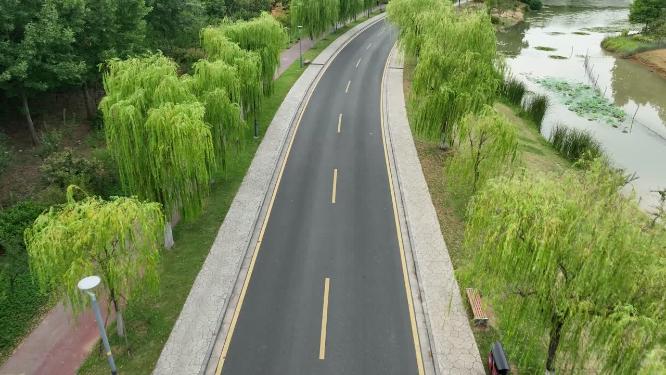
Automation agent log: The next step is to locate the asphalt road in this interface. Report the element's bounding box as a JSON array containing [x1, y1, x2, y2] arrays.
[[221, 20, 420, 375]]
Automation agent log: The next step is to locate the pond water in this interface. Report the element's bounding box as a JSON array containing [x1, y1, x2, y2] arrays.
[[497, 0, 666, 212]]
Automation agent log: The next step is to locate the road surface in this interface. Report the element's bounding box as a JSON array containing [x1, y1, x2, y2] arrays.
[[217, 20, 421, 375]]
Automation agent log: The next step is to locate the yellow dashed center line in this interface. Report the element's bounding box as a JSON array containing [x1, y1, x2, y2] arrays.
[[319, 277, 330, 360]]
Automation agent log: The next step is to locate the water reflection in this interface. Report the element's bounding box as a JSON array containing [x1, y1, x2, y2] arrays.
[[497, 0, 666, 210], [497, 22, 529, 58], [611, 57, 666, 125]]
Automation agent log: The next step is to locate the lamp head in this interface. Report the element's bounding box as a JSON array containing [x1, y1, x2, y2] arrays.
[[77, 275, 101, 292]]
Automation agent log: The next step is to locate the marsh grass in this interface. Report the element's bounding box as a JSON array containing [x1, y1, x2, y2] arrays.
[[549, 124, 603, 162], [522, 93, 549, 130], [500, 77, 526, 106]]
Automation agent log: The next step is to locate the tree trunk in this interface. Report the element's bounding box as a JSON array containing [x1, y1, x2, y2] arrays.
[[164, 222, 174, 249], [546, 315, 564, 373], [82, 82, 95, 120], [20, 91, 39, 145], [112, 296, 125, 337]]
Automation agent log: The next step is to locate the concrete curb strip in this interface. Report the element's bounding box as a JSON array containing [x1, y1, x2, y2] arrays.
[[153, 13, 387, 375], [382, 45, 485, 374]]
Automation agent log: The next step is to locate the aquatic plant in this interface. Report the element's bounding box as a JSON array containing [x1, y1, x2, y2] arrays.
[[549, 124, 603, 162], [536, 78, 626, 126], [522, 93, 549, 129], [548, 55, 568, 59], [500, 76, 527, 106], [535, 46, 556, 51]]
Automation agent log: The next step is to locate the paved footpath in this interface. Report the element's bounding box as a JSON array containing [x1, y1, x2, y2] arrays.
[[0, 34, 321, 375], [0, 302, 110, 375]]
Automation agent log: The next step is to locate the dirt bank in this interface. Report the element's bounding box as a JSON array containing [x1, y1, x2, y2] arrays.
[[491, 2, 527, 28], [632, 49, 666, 79]]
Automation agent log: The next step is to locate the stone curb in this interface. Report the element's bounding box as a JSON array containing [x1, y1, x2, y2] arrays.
[[382, 45, 485, 374], [153, 13, 387, 375]]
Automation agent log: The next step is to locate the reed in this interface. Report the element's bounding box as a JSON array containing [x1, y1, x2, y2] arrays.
[[549, 124, 603, 162], [500, 76, 526, 106], [523, 93, 549, 130]]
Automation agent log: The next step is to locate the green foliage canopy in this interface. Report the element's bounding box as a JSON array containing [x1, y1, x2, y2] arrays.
[[462, 160, 666, 373], [25, 187, 165, 315], [446, 109, 517, 201], [291, 0, 339, 39], [388, 0, 501, 142], [100, 54, 216, 219], [215, 13, 288, 93], [387, 0, 452, 57], [630, 0, 666, 33], [410, 9, 501, 142]]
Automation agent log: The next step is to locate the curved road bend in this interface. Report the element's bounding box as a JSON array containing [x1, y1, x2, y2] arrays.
[[219, 20, 420, 375]]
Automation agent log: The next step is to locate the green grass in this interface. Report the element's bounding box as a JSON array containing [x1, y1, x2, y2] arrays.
[[601, 34, 666, 57], [77, 15, 375, 375]]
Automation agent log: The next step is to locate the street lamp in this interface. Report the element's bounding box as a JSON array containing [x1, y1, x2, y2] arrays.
[[78, 276, 118, 375], [298, 25, 304, 68]]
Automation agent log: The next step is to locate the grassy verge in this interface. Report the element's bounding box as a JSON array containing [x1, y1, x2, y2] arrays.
[[77, 14, 376, 375], [403, 59, 569, 372], [602, 34, 666, 56]]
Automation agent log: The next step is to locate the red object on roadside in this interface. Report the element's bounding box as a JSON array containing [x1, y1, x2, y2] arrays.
[[488, 341, 510, 375]]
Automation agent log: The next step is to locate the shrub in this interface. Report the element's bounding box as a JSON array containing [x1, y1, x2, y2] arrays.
[[40, 149, 106, 192], [0, 132, 11, 176], [0, 200, 50, 360], [549, 125, 603, 162], [0, 200, 45, 261], [523, 93, 549, 130], [37, 129, 63, 157], [500, 76, 527, 106]]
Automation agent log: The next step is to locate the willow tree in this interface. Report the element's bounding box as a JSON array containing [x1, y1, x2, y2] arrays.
[[100, 54, 217, 221], [411, 9, 501, 144], [445, 109, 517, 204], [291, 0, 339, 39], [461, 160, 666, 373], [387, 0, 452, 57], [200, 27, 262, 118], [25, 186, 164, 337], [215, 13, 288, 94], [339, 0, 363, 23]]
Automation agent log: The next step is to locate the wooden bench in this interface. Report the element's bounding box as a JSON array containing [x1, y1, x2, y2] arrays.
[[466, 288, 488, 326]]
